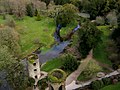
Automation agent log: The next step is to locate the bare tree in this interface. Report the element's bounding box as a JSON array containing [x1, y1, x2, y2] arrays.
[[32, 0, 46, 12], [10, 0, 26, 19]]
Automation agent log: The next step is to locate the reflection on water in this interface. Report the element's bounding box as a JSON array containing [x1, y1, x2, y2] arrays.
[[39, 41, 70, 64]]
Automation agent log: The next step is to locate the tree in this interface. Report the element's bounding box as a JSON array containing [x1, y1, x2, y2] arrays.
[[95, 16, 105, 25], [70, 0, 82, 11], [0, 46, 16, 70], [78, 21, 102, 58], [62, 54, 79, 71], [36, 13, 41, 21], [108, 13, 120, 66], [56, 4, 78, 27], [0, 27, 21, 57], [32, 0, 46, 12], [11, 0, 26, 19], [81, 60, 102, 79], [81, 0, 106, 19], [41, 0, 50, 8], [5, 16, 16, 28], [106, 11, 117, 27], [26, 3, 34, 17], [7, 63, 28, 90], [0, 0, 13, 14], [0, 46, 28, 90], [54, 0, 70, 5], [102, 0, 118, 15]]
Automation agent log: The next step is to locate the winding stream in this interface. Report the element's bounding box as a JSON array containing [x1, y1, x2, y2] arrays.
[[39, 24, 80, 64]]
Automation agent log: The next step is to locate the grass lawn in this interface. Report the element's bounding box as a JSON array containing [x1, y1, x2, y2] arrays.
[[100, 82, 120, 90], [0, 15, 56, 57], [77, 74, 89, 81], [41, 58, 64, 72], [94, 26, 112, 65]]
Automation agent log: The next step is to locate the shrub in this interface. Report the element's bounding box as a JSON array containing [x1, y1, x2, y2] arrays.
[[77, 21, 102, 58], [36, 13, 41, 21], [70, 0, 82, 10], [33, 38, 41, 46], [106, 11, 117, 27], [102, 78, 112, 86], [96, 16, 105, 25], [91, 80, 104, 90], [47, 5, 62, 18], [112, 64, 118, 70], [48, 69, 66, 83], [0, 26, 21, 57], [37, 78, 48, 90], [27, 77, 35, 87], [62, 54, 79, 72], [5, 16, 16, 28], [26, 3, 34, 17], [82, 60, 102, 79]]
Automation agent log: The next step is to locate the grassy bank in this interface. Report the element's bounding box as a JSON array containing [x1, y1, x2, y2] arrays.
[[41, 58, 64, 72], [94, 26, 112, 65], [100, 82, 120, 90]]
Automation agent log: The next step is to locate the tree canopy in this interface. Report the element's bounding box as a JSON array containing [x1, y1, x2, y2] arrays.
[[0, 27, 21, 57], [78, 21, 102, 58], [56, 4, 78, 27]]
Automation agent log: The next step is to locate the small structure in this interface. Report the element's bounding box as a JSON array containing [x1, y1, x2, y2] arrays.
[[97, 72, 105, 78], [27, 53, 48, 90], [27, 54, 41, 89], [77, 13, 90, 18], [48, 69, 67, 90]]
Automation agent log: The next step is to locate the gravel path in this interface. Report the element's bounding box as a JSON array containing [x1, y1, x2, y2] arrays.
[[65, 51, 93, 85]]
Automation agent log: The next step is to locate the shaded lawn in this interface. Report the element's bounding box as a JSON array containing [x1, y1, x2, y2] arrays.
[[94, 26, 112, 65], [41, 58, 64, 72], [100, 82, 120, 90]]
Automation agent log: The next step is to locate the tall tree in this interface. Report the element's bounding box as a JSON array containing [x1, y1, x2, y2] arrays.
[[0, 46, 28, 90], [0, 27, 21, 57], [81, 0, 106, 19], [78, 21, 102, 58], [56, 4, 78, 27], [26, 3, 34, 17]]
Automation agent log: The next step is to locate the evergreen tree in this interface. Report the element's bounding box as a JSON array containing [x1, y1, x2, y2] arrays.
[[56, 4, 78, 27], [78, 21, 102, 58], [26, 3, 34, 17]]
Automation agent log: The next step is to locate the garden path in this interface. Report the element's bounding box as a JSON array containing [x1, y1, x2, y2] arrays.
[[65, 50, 93, 85], [65, 69, 120, 90]]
